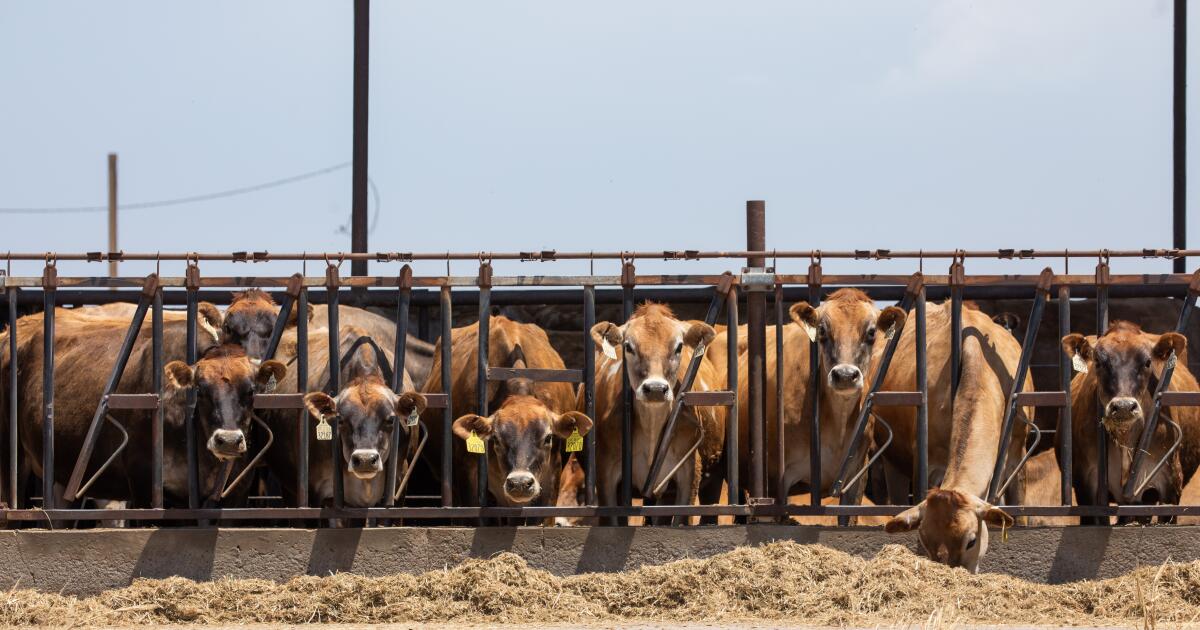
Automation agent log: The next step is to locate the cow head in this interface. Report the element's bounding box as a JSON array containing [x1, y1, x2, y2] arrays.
[[163, 344, 287, 461], [1063, 322, 1187, 429], [452, 393, 593, 504], [591, 303, 714, 404], [222, 289, 310, 360], [554, 453, 586, 526], [884, 488, 1013, 573], [790, 289, 905, 396], [304, 383, 426, 480]]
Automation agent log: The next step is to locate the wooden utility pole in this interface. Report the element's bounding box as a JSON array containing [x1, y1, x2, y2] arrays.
[[107, 153, 118, 277]]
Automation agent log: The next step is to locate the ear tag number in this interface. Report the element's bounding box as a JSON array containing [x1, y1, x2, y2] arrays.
[[406, 409, 420, 427], [565, 428, 583, 453], [601, 339, 618, 361], [315, 417, 333, 441], [467, 431, 486, 454], [1071, 353, 1088, 374]]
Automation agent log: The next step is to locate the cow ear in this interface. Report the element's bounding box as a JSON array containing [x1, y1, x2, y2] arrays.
[[304, 392, 338, 420], [452, 414, 494, 440], [552, 411, 593, 439], [1154, 332, 1187, 363], [876, 306, 907, 339], [255, 360, 287, 392], [683, 321, 715, 349], [286, 302, 314, 329], [1061, 334, 1093, 362], [884, 504, 923, 533], [590, 322, 622, 360], [992, 312, 1021, 333], [980, 505, 1014, 529], [164, 361, 195, 390], [394, 392, 428, 418], [196, 302, 224, 345], [789, 302, 819, 342]]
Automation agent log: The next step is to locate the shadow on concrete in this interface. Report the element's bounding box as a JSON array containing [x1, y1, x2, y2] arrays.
[[576, 526, 635, 573], [469, 526, 518, 559], [133, 529, 218, 580], [307, 527, 364, 576], [1049, 525, 1111, 583]]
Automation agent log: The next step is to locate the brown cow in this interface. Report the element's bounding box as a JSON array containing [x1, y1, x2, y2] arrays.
[[422, 316, 586, 508], [1061, 321, 1200, 509], [221, 289, 310, 360], [4, 307, 284, 507], [881, 302, 1028, 573], [716, 289, 904, 505], [554, 453, 586, 526], [1022, 449, 1079, 526], [590, 303, 725, 514], [265, 325, 426, 507], [311, 305, 435, 389]]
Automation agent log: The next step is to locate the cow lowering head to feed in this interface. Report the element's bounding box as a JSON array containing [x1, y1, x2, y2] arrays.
[[164, 344, 287, 460], [1061, 321, 1200, 508]]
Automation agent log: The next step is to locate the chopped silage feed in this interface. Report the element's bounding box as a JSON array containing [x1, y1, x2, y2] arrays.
[[2, 542, 1198, 627]]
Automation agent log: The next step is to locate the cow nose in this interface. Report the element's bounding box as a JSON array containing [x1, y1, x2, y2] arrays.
[[829, 364, 862, 389], [351, 450, 381, 469], [640, 381, 670, 400], [213, 430, 245, 447], [1106, 397, 1140, 418], [505, 472, 537, 497]]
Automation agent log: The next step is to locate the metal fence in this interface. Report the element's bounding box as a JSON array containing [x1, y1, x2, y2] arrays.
[[2, 241, 1200, 526]]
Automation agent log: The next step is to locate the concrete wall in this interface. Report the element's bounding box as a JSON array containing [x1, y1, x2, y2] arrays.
[[2, 525, 1197, 595]]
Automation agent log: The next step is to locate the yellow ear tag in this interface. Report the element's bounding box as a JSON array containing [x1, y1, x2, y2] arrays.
[[315, 417, 333, 441], [1071, 352, 1088, 374], [1001, 520, 1008, 543], [466, 431, 486, 454], [565, 428, 583, 453]]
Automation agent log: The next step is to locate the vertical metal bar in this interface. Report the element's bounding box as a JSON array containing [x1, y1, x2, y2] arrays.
[[350, 0, 370, 278], [107, 153, 118, 278], [476, 280, 491, 510], [327, 284, 343, 510], [151, 287, 164, 509], [40, 273, 54, 509], [583, 285, 597, 506], [949, 271, 964, 403], [620, 268, 633, 509], [915, 286, 929, 499], [1096, 279, 1110, 508], [745, 200, 766, 501], [725, 286, 739, 505], [807, 276, 821, 507], [774, 283, 787, 508], [7, 287, 18, 508], [184, 283, 199, 509], [1175, 0, 1188, 274], [440, 286, 453, 507], [296, 287, 309, 508], [1058, 286, 1073, 506], [384, 267, 411, 507]]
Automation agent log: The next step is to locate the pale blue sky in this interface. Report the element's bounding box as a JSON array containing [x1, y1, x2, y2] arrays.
[[0, 1, 1194, 280]]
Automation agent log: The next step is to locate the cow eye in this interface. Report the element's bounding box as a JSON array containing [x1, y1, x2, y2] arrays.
[[1144, 358, 1153, 369], [865, 327, 876, 343], [624, 342, 635, 355], [384, 415, 397, 428], [817, 324, 828, 340], [674, 342, 683, 355], [543, 434, 554, 447], [965, 534, 977, 550]]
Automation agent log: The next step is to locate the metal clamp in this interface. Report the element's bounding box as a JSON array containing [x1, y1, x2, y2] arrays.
[[740, 267, 775, 292], [477, 258, 493, 289], [663, 250, 701, 261], [398, 264, 413, 290], [325, 259, 341, 289], [42, 255, 57, 290], [621, 257, 636, 288], [807, 251, 823, 289], [185, 255, 201, 291], [519, 250, 556, 262], [949, 251, 965, 287]]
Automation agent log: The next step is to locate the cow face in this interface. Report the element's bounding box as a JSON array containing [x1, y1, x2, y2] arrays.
[[1063, 322, 1186, 427], [164, 344, 287, 461], [554, 453, 586, 526], [790, 289, 906, 396], [453, 395, 593, 504], [884, 488, 1013, 573], [304, 384, 426, 480], [222, 289, 309, 360], [591, 303, 714, 405]]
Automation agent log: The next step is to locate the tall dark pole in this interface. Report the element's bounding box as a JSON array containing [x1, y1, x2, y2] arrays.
[[745, 201, 766, 501], [1176, 0, 1187, 274], [351, 0, 370, 277]]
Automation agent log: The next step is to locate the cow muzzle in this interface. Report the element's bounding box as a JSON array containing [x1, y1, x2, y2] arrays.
[[503, 471, 540, 503], [349, 449, 383, 479], [637, 379, 672, 403], [208, 429, 247, 459], [1104, 397, 1142, 422], [827, 364, 863, 392]]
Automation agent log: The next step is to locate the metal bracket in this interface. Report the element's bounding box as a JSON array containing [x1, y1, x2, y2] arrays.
[[740, 267, 775, 292], [663, 250, 701, 261], [621, 260, 636, 288], [398, 264, 413, 290], [520, 250, 557, 262], [477, 261, 493, 289]]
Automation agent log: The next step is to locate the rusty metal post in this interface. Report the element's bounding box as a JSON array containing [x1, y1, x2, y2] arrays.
[[1095, 260, 1110, 509], [40, 261, 55, 509], [296, 284, 309, 508], [440, 286, 453, 507], [620, 260, 634, 509], [725, 285, 739, 505], [774, 282, 787, 508], [949, 256, 964, 406], [807, 259, 821, 507], [151, 284, 164, 509], [1058, 285, 1073, 506], [326, 264, 344, 510], [264, 274, 302, 361], [476, 262, 491, 511], [350, 0, 369, 277], [184, 264, 200, 509], [583, 284, 597, 505], [384, 265, 412, 507], [915, 284, 929, 499], [7, 286, 18, 508], [1176, 0, 1188, 274], [107, 154, 118, 278], [745, 200, 767, 501]]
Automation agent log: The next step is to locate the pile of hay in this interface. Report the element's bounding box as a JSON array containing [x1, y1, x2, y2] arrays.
[[3, 542, 1200, 626]]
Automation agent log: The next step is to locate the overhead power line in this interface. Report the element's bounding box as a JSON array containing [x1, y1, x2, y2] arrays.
[[0, 162, 351, 214]]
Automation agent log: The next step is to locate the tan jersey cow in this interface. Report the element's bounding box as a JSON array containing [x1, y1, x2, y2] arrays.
[[881, 302, 1028, 573], [1061, 321, 1200, 508], [589, 303, 726, 512]]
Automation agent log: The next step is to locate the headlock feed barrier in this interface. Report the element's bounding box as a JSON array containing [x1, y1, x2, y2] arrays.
[[2, 209, 1200, 526]]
